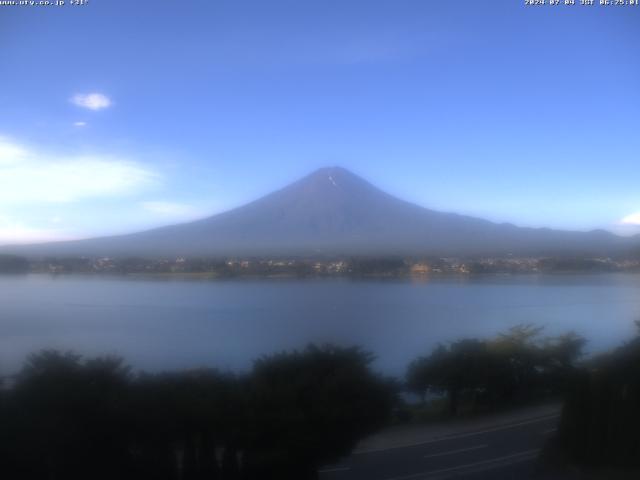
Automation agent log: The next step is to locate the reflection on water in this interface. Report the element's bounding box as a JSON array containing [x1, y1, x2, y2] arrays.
[[1, 273, 639, 376]]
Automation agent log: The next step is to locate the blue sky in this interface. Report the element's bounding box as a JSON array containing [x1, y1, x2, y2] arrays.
[[1, 0, 639, 244]]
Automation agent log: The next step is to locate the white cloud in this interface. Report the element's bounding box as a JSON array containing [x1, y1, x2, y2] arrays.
[[621, 212, 640, 226], [0, 140, 28, 165], [71, 93, 112, 111], [73, 121, 87, 127], [141, 201, 198, 217], [0, 215, 73, 245], [0, 138, 158, 205]]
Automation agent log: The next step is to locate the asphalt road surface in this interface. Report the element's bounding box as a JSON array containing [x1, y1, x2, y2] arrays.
[[319, 413, 559, 480]]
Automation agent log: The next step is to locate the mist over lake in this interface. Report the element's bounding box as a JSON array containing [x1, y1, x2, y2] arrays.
[[1, 273, 639, 377]]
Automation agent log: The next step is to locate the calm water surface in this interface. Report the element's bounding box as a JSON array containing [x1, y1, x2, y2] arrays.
[[1, 274, 639, 376]]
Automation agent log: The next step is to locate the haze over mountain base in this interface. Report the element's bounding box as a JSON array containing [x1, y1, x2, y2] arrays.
[[2, 167, 638, 258]]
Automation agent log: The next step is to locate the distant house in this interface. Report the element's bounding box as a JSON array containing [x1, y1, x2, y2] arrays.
[[410, 263, 430, 275]]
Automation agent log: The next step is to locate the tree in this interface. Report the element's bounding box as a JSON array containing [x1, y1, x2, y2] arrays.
[[555, 324, 640, 470], [244, 344, 395, 479], [406, 344, 448, 403], [129, 368, 245, 480], [6, 351, 133, 480], [0, 254, 29, 273], [406, 326, 588, 416], [407, 339, 497, 415], [1, 346, 395, 480]]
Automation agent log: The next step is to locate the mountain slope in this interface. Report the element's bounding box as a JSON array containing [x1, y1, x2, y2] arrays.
[[3, 167, 637, 258]]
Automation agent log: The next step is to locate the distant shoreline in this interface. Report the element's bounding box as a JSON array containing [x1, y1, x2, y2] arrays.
[[3, 253, 640, 277], [4, 270, 640, 283]]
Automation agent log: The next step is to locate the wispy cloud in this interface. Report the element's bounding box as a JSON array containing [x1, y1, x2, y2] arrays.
[[73, 121, 87, 127], [71, 93, 112, 111], [0, 215, 74, 245], [0, 137, 158, 205], [620, 212, 640, 226], [0, 140, 28, 165]]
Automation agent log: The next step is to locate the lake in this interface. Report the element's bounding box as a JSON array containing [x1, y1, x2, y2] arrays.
[[1, 273, 639, 377]]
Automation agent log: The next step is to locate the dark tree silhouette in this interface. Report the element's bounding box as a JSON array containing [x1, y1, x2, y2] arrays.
[[243, 345, 395, 479], [0, 254, 29, 273], [406, 326, 586, 416], [556, 323, 640, 470], [128, 368, 244, 479], [0, 345, 394, 480], [3, 351, 133, 479]]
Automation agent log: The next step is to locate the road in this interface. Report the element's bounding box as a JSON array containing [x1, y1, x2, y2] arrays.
[[319, 412, 560, 480]]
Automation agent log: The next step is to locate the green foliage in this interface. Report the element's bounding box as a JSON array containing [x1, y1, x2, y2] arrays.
[[406, 325, 586, 416], [0, 345, 394, 480], [4, 351, 133, 479], [0, 254, 29, 273], [557, 325, 640, 469], [245, 345, 394, 477], [348, 257, 407, 276]]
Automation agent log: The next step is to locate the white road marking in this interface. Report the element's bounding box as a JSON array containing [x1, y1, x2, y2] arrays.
[[318, 466, 351, 474], [355, 413, 559, 455], [383, 449, 540, 480], [423, 444, 488, 459]]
